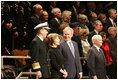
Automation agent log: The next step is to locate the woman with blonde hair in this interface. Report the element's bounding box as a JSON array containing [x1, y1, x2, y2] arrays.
[[79, 28, 90, 60], [47, 33, 68, 79], [61, 10, 72, 23]]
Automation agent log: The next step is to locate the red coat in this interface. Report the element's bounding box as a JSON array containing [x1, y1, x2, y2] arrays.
[[102, 42, 112, 64]]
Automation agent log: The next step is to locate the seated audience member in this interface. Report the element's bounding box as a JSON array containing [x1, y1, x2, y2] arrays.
[[49, 8, 62, 34], [79, 28, 90, 76], [79, 28, 90, 60], [106, 27, 117, 79], [106, 8, 117, 28], [78, 14, 90, 34], [41, 11, 49, 23], [47, 33, 68, 79], [88, 20, 103, 46], [61, 10, 72, 24], [99, 32, 112, 66], [98, 13, 107, 33], [87, 35, 107, 79]]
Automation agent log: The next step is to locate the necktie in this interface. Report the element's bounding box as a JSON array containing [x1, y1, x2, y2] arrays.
[[69, 42, 75, 58], [99, 49, 105, 60], [113, 21, 116, 27]]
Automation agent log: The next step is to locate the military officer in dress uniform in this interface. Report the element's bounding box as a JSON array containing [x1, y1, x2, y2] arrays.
[[30, 22, 50, 78]]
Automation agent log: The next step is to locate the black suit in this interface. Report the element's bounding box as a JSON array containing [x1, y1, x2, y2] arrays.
[[49, 47, 65, 79], [106, 18, 116, 28], [87, 46, 106, 79], [30, 36, 50, 78], [88, 30, 97, 46], [86, 22, 94, 32], [59, 40, 82, 79], [49, 18, 61, 34]]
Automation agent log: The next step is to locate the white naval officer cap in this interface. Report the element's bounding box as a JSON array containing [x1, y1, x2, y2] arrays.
[[34, 22, 50, 30]]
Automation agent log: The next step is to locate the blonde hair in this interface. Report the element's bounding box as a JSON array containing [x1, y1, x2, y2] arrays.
[[61, 10, 72, 23], [79, 28, 87, 37]]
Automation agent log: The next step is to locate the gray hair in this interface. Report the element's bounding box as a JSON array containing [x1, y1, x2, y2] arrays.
[[92, 35, 102, 44], [78, 14, 89, 23], [93, 20, 102, 27], [51, 8, 60, 14], [108, 8, 116, 15], [33, 4, 42, 11], [63, 26, 74, 35], [108, 26, 116, 34]]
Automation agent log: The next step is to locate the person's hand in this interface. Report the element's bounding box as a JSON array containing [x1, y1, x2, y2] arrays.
[[24, 31, 27, 37], [93, 75, 97, 79], [14, 32, 18, 37], [79, 73, 83, 79], [63, 69, 68, 78], [106, 62, 112, 66], [6, 23, 12, 29], [83, 60, 86, 65], [36, 71, 42, 78]]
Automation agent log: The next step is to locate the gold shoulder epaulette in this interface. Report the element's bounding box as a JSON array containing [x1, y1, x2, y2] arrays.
[[13, 27, 16, 29], [32, 61, 40, 70]]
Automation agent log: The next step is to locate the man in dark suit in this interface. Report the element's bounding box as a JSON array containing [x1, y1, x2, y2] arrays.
[[30, 22, 50, 78], [106, 27, 117, 79], [27, 4, 43, 48], [87, 35, 107, 79], [106, 8, 117, 28], [59, 27, 83, 79], [49, 8, 62, 34], [88, 20, 103, 46]]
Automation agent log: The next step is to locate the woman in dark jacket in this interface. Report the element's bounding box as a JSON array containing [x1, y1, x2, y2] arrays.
[[47, 33, 68, 79]]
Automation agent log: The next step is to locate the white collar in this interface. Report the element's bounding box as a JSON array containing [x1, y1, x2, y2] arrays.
[[35, 14, 39, 19], [94, 29, 99, 35], [66, 40, 71, 43], [55, 18, 60, 24], [37, 35, 43, 41], [109, 17, 114, 24]]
